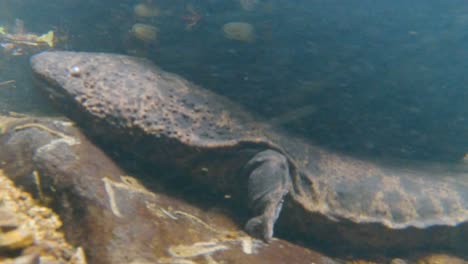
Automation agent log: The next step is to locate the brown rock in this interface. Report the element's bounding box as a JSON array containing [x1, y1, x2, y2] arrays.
[[0, 114, 338, 264], [390, 259, 408, 264], [416, 254, 467, 264], [0, 166, 83, 263], [0, 226, 34, 250]]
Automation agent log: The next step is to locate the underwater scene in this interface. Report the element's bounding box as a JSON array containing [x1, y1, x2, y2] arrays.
[[0, 0, 467, 263]]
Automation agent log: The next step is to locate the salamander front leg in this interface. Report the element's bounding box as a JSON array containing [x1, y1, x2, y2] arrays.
[[244, 149, 291, 242]]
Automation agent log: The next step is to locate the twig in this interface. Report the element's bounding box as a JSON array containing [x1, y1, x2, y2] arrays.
[[0, 80, 15, 87]]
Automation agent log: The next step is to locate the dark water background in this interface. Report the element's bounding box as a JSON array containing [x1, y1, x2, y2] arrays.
[[1, 0, 467, 163]]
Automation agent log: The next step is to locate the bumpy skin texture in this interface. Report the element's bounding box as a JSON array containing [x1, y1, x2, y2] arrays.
[[31, 51, 468, 255], [31, 51, 292, 242]]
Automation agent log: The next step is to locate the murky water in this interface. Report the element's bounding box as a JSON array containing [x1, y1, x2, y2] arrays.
[[1, 0, 467, 162], [1, 0, 467, 260]]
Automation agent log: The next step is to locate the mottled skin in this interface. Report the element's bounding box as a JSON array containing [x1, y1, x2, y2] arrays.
[[31, 51, 468, 255]]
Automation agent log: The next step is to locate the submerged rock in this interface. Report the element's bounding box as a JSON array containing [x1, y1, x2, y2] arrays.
[[0, 162, 83, 264], [223, 22, 256, 42], [131, 23, 158, 43], [133, 3, 160, 19], [0, 114, 338, 264], [416, 254, 468, 264]]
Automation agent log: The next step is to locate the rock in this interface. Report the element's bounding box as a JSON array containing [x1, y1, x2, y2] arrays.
[[390, 258, 408, 264], [133, 3, 160, 19], [11, 254, 39, 264], [0, 159, 83, 264], [0, 225, 34, 250], [131, 23, 158, 43], [416, 254, 467, 264], [0, 208, 20, 228], [346, 261, 378, 264], [223, 22, 255, 42], [0, 114, 338, 264]]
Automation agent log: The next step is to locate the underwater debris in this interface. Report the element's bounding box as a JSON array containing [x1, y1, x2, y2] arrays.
[[239, 0, 259, 11], [0, 27, 54, 48], [241, 237, 253, 254], [222, 22, 255, 43], [168, 241, 228, 258], [173, 210, 227, 235], [158, 258, 197, 264], [36, 30, 54, 47], [0, 80, 15, 87], [182, 5, 202, 30], [160, 208, 178, 220], [131, 23, 159, 43], [164, 236, 257, 263], [134, 2, 161, 18], [0, 19, 55, 56]]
